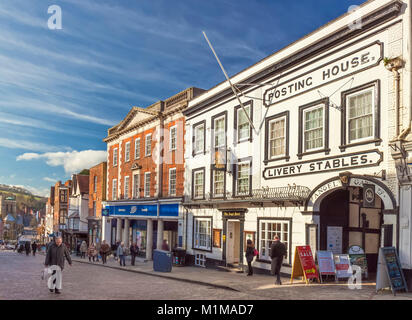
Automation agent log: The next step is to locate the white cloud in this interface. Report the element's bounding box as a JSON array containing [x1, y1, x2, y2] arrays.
[[17, 150, 107, 174], [0, 138, 63, 152], [43, 177, 56, 183], [13, 185, 49, 197]]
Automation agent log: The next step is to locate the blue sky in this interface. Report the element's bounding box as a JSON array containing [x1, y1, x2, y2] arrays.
[[0, 0, 364, 196]]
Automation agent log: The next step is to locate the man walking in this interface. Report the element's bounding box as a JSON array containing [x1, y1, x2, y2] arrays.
[[44, 236, 72, 294], [100, 240, 111, 264], [116, 242, 126, 267], [31, 241, 37, 256], [270, 235, 287, 285], [130, 242, 139, 266], [24, 241, 31, 256]]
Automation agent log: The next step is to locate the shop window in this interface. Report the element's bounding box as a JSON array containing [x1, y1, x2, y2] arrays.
[[193, 121, 205, 155], [195, 253, 206, 267], [259, 219, 290, 264], [135, 138, 140, 159], [193, 217, 212, 251], [125, 142, 131, 162]]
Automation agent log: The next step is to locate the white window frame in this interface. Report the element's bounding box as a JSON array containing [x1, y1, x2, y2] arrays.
[[125, 142, 131, 162], [193, 123, 205, 155], [145, 134, 152, 157], [193, 217, 212, 251], [135, 138, 140, 159], [169, 167, 177, 196], [212, 169, 225, 198], [93, 176, 97, 193], [235, 160, 251, 196], [237, 105, 251, 142], [213, 115, 226, 148], [169, 125, 177, 151], [259, 219, 290, 264], [193, 170, 204, 199], [303, 104, 325, 152], [124, 176, 130, 199], [113, 148, 118, 167], [112, 179, 117, 200], [268, 116, 286, 159], [133, 173, 140, 199], [346, 87, 375, 144], [144, 172, 151, 198]]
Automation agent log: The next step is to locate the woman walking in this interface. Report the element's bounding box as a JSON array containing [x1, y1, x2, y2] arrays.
[[87, 243, 97, 262], [100, 240, 111, 264], [80, 241, 87, 259], [245, 239, 256, 276]]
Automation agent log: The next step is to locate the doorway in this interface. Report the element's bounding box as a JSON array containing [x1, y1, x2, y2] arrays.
[[226, 220, 240, 265]]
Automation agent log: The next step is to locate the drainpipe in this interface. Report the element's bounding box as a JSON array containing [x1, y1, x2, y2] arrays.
[[158, 103, 165, 198], [386, 58, 404, 140]]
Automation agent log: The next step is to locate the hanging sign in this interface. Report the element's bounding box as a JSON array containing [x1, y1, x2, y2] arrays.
[[376, 247, 408, 295], [327, 226, 343, 255], [291, 246, 319, 284], [317, 251, 336, 276], [334, 254, 353, 279]]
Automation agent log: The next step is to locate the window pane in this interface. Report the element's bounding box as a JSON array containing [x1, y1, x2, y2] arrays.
[[304, 107, 323, 151], [348, 90, 373, 142], [269, 119, 285, 158]]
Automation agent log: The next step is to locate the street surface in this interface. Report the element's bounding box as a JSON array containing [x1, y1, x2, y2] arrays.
[[1, 250, 412, 300]]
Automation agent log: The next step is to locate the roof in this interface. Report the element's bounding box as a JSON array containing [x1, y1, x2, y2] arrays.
[[77, 175, 89, 194]]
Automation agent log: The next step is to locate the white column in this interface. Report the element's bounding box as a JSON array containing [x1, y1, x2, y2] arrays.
[[123, 218, 130, 247], [146, 219, 153, 260], [102, 216, 107, 242], [116, 218, 122, 243], [157, 219, 164, 249]]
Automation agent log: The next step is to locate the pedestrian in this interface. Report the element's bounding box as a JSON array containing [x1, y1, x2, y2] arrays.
[[76, 241, 81, 256], [100, 240, 111, 264], [31, 241, 37, 256], [116, 242, 126, 267], [95, 240, 101, 262], [130, 242, 139, 266], [161, 240, 169, 251], [270, 235, 287, 285], [113, 241, 120, 261], [24, 241, 31, 256], [44, 236, 72, 294], [14, 243, 18, 252], [87, 243, 97, 262], [245, 239, 257, 276], [80, 241, 87, 259]]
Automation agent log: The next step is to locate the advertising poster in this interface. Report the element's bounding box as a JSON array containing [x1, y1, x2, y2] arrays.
[[136, 231, 142, 248], [334, 254, 353, 279], [317, 251, 336, 276], [291, 246, 319, 283], [327, 226, 342, 255]]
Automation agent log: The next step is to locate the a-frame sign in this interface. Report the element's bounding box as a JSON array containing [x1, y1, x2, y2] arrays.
[[376, 247, 408, 295], [290, 246, 320, 284]]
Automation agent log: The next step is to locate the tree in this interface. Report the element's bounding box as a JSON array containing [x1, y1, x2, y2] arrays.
[[78, 169, 90, 175]]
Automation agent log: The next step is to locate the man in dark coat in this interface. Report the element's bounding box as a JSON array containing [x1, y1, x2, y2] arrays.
[[31, 241, 37, 256], [44, 236, 72, 294], [130, 242, 139, 266], [24, 241, 31, 256], [270, 235, 287, 285]]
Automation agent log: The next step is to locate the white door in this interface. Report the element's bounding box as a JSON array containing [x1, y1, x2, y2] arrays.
[[226, 221, 240, 264]]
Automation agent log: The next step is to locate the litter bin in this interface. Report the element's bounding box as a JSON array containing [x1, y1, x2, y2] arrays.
[[153, 249, 173, 272], [172, 247, 186, 266]]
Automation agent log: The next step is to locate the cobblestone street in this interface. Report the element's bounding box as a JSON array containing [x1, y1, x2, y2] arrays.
[[1, 250, 412, 300]]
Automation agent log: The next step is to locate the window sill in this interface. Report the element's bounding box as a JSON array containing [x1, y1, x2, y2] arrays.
[[192, 247, 212, 253], [297, 148, 331, 160], [339, 138, 382, 152], [235, 138, 252, 145], [263, 156, 290, 165]]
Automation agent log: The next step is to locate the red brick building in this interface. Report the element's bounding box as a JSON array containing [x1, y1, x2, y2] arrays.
[[88, 161, 107, 244], [102, 87, 204, 258], [53, 180, 72, 242]]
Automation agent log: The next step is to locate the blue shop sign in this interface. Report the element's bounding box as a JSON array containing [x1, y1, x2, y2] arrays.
[[159, 204, 179, 217], [107, 204, 157, 217]]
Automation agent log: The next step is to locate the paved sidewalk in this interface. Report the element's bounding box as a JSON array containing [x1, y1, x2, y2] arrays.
[[69, 254, 412, 299]]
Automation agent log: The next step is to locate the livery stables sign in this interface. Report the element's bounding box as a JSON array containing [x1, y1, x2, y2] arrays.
[[263, 42, 382, 106], [263, 150, 382, 180]]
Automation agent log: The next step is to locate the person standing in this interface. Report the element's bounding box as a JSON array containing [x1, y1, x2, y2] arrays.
[[161, 240, 169, 251], [100, 240, 111, 264], [270, 235, 287, 285], [44, 236, 72, 294], [245, 239, 256, 276], [31, 241, 37, 256], [24, 241, 31, 256], [130, 242, 139, 266], [95, 241, 101, 262], [116, 242, 126, 267], [80, 241, 87, 259], [87, 243, 97, 262]]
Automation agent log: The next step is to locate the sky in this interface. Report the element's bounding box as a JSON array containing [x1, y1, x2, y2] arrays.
[[0, 0, 365, 197]]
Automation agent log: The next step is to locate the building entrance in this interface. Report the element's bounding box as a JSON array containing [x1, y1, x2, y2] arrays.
[[226, 220, 240, 265]]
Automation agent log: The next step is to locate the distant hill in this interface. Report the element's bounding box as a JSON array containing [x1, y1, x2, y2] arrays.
[[0, 184, 47, 213], [0, 184, 34, 196]]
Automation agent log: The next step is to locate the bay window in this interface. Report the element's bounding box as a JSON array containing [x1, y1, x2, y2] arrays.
[[193, 217, 212, 251]]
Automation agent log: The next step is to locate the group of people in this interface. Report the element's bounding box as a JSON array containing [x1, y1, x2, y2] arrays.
[[245, 235, 287, 285], [77, 240, 112, 264], [16, 241, 39, 256]]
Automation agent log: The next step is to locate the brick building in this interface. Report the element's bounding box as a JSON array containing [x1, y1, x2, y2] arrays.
[[53, 180, 72, 242], [102, 87, 204, 258], [88, 161, 107, 245]]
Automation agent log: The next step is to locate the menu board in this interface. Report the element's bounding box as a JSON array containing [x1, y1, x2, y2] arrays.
[[317, 251, 336, 276], [291, 246, 319, 284], [334, 254, 353, 279], [376, 247, 407, 294]]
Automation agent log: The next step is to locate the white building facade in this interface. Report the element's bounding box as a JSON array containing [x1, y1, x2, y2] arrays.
[[183, 0, 412, 281]]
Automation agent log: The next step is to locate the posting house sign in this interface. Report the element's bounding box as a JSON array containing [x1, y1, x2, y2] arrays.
[[263, 149, 383, 180], [263, 41, 383, 106]]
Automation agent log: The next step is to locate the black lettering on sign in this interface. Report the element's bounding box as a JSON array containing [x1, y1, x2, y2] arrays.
[[310, 163, 315, 171], [351, 156, 359, 165], [361, 155, 368, 164], [333, 159, 340, 168], [324, 161, 331, 169], [361, 52, 370, 64], [351, 57, 359, 68]]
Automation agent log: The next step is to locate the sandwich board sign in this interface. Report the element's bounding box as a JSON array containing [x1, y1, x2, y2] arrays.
[[317, 251, 336, 282], [291, 246, 319, 284], [376, 247, 408, 295], [334, 254, 353, 279], [348, 246, 368, 279]]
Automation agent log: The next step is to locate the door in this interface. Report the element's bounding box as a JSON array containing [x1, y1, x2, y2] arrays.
[[226, 220, 240, 264]]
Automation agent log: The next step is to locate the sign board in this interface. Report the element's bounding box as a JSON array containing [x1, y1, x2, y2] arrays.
[[263, 150, 382, 180], [263, 42, 382, 106], [317, 251, 336, 276], [327, 226, 342, 255], [334, 254, 353, 279], [222, 211, 245, 220], [291, 246, 319, 284], [363, 184, 375, 208], [376, 247, 408, 295]]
